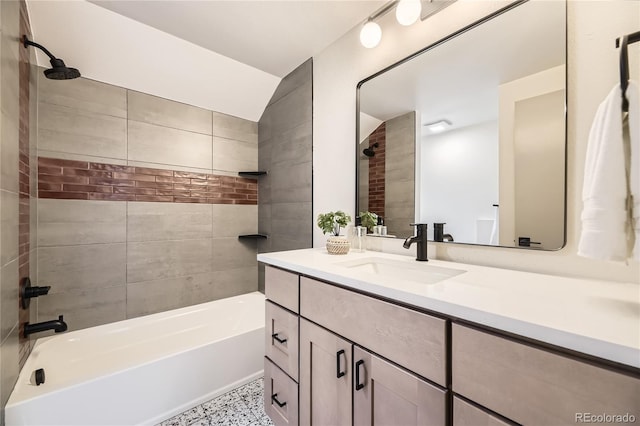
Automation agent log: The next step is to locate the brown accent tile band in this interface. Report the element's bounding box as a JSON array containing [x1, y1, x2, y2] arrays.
[[38, 157, 258, 205]]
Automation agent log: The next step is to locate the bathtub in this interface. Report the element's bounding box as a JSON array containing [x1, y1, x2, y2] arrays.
[[6, 291, 265, 426]]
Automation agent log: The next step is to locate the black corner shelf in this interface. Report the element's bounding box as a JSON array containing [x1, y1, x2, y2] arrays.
[[238, 171, 267, 177], [238, 234, 268, 239]]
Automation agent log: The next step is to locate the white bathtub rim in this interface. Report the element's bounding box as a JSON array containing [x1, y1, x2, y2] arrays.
[[10, 326, 266, 408], [9, 292, 265, 408]]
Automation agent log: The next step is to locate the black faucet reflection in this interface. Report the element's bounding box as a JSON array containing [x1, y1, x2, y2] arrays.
[[23, 315, 67, 338], [403, 223, 429, 261]]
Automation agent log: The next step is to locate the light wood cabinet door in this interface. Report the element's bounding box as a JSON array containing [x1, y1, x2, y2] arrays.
[[453, 397, 515, 426], [265, 357, 299, 426], [299, 319, 352, 426], [353, 346, 447, 426]]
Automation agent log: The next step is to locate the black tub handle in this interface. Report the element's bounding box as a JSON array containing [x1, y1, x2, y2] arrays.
[[272, 333, 287, 345], [271, 393, 287, 408], [336, 349, 346, 378], [355, 359, 365, 391]]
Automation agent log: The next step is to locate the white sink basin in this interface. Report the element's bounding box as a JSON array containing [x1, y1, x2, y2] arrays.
[[336, 257, 466, 285]]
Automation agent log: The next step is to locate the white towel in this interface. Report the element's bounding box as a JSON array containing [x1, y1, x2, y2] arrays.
[[578, 83, 630, 261], [628, 81, 640, 261]]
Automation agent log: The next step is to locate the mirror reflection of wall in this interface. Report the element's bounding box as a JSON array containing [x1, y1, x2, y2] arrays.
[[357, 0, 566, 250], [359, 112, 416, 238]]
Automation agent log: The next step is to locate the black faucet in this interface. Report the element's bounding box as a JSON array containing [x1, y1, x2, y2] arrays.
[[403, 223, 429, 261], [23, 315, 67, 338]]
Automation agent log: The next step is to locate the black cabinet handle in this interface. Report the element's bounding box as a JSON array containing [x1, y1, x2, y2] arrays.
[[272, 333, 287, 345], [271, 393, 287, 408], [355, 359, 365, 391], [336, 349, 346, 378]]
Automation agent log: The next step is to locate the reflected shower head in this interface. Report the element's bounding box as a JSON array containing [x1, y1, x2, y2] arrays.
[[363, 142, 379, 157], [22, 35, 81, 80]]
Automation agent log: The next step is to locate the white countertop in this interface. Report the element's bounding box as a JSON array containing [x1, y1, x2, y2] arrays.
[[258, 248, 640, 369]]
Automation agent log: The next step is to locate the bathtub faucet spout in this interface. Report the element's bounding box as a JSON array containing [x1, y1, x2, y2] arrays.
[[23, 315, 68, 338]]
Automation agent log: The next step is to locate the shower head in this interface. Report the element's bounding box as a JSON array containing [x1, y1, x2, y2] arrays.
[[22, 35, 81, 80], [44, 58, 81, 80], [363, 142, 379, 158]]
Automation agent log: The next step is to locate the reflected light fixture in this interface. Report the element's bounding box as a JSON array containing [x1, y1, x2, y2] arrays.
[[424, 119, 452, 133], [396, 0, 422, 26], [360, 20, 382, 48]]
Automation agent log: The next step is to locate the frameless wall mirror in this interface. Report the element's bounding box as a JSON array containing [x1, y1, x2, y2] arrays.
[[357, 0, 567, 250]]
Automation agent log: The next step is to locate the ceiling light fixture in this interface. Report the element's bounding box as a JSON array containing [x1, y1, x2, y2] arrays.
[[396, 0, 422, 26], [360, 20, 383, 48], [359, 0, 425, 48], [424, 119, 452, 133]]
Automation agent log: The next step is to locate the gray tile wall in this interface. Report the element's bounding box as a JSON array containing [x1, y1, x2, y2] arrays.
[[35, 75, 259, 333], [1, 0, 35, 422], [257, 59, 313, 291], [385, 112, 415, 238]]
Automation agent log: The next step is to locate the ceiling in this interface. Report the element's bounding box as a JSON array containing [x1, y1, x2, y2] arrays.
[[89, 0, 386, 78]]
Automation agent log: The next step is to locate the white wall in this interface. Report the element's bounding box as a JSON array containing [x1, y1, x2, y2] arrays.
[[420, 121, 498, 244], [313, 0, 639, 283], [26, 0, 280, 122]]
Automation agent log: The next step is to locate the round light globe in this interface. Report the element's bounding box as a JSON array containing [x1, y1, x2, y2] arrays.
[[360, 21, 382, 48], [396, 0, 422, 26]]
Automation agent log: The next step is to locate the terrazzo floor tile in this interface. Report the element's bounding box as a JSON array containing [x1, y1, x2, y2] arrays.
[[159, 378, 273, 426]]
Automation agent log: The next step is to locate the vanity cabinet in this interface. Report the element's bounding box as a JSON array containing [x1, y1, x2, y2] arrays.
[[263, 263, 640, 426], [264, 266, 300, 426], [452, 324, 640, 425], [299, 318, 446, 426]]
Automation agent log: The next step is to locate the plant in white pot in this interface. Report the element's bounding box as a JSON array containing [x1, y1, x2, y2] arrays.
[[359, 211, 378, 234], [317, 211, 352, 255]]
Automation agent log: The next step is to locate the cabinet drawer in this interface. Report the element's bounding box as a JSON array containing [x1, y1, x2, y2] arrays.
[[453, 397, 514, 426], [265, 357, 299, 426], [300, 277, 447, 386], [452, 324, 640, 425], [265, 301, 299, 381], [265, 266, 299, 313]]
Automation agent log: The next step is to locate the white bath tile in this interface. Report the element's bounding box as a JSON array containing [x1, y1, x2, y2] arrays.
[[128, 202, 213, 242], [38, 199, 127, 246], [202, 390, 241, 415], [127, 239, 213, 284], [38, 243, 126, 293]]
